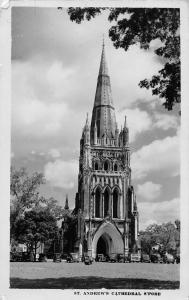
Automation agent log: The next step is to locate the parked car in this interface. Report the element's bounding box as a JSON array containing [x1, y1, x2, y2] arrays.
[[141, 253, 151, 263], [129, 253, 141, 263], [53, 253, 62, 262], [46, 252, 54, 259], [117, 254, 129, 263], [38, 253, 47, 262], [163, 253, 175, 264], [109, 253, 118, 262], [10, 251, 34, 262], [66, 253, 80, 263], [150, 253, 163, 263], [10, 252, 22, 262], [22, 252, 34, 262], [95, 254, 108, 262], [84, 255, 93, 265], [61, 253, 68, 261]]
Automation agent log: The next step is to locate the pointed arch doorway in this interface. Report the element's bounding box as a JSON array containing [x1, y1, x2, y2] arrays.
[[92, 222, 124, 258], [96, 233, 111, 256]]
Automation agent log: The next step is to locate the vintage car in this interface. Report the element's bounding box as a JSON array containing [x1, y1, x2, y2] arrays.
[[129, 253, 141, 263], [53, 253, 62, 262], [141, 253, 151, 263], [10, 252, 34, 262], [61, 253, 68, 261], [10, 252, 23, 262], [117, 254, 130, 263], [150, 253, 163, 263], [38, 253, 47, 262], [95, 254, 108, 262], [66, 253, 80, 263], [84, 255, 93, 265], [163, 253, 175, 264], [22, 252, 34, 262], [109, 253, 118, 262]]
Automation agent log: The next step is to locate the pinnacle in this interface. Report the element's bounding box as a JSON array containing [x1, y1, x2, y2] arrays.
[[64, 195, 69, 210]]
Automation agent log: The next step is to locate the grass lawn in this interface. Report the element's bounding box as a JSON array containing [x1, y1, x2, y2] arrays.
[[10, 261, 180, 289]]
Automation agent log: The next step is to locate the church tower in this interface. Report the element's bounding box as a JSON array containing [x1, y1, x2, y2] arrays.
[[74, 41, 139, 259]]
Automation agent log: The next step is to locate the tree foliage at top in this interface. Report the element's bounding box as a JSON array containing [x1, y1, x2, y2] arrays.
[[10, 167, 45, 215], [67, 7, 180, 111], [139, 221, 180, 255], [10, 167, 67, 219], [14, 208, 58, 260], [10, 167, 67, 244]]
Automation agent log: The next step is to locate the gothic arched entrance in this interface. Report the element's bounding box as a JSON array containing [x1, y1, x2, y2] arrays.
[[92, 222, 124, 258], [96, 234, 111, 256]]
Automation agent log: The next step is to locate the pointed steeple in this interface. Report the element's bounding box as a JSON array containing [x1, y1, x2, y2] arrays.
[[123, 116, 127, 129], [90, 40, 116, 143], [64, 195, 69, 210], [123, 115, 129, 146], [84, 112, 90, 145], [98, 37, 109, 76]]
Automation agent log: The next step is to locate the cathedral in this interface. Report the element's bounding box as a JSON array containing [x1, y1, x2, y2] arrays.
[[66, 41, 139, 259]]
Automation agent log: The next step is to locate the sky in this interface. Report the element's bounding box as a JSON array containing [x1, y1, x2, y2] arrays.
[[11, 7, 180, 230]]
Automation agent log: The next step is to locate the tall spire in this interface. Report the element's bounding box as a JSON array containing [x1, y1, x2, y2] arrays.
[[90, 40, 116, 143], [98, 36, 109, 76]]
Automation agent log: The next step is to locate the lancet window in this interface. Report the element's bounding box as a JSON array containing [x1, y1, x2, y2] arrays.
[[114, 163, 118, 171], [95, 188, 101, 218], [104, 160, 109, 171], [104, 188, 110, 217], [95, 161, 99, 170], [113, 189, 119, 218]]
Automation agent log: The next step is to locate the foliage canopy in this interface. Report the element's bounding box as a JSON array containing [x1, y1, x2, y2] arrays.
[[10, 167, 68, 247], [139, 221, 180, 255], [67, 7, 180, 111], [14, 208, 58, 259]]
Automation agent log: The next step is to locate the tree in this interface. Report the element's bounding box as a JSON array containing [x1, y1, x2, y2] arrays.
[[45, 197, 69, 220], [14, 208, 58, 260], [67, 8, 180, 111], [139, 221, 180, 255], [10, 167, 46, 242], [10, 167, 45, 215], [10, 167, 66, 244]]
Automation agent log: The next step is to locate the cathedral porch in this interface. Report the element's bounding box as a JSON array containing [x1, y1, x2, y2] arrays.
[[92, 221, 124, 259]]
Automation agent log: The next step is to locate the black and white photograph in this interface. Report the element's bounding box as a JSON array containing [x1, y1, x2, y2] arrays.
[[0, 0, 189, 298]]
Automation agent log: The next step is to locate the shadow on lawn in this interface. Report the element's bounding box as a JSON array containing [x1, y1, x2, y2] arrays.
[[10, 276, 180, 289]]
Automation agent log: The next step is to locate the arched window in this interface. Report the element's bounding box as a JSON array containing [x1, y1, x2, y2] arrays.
[[104, 189, 109, 217], [113, 189, 119, 218], [95, 188, 101, 218], [114, 164, 118, 171], [104, 160, 109, 171], [95, 162, 99, 170]]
